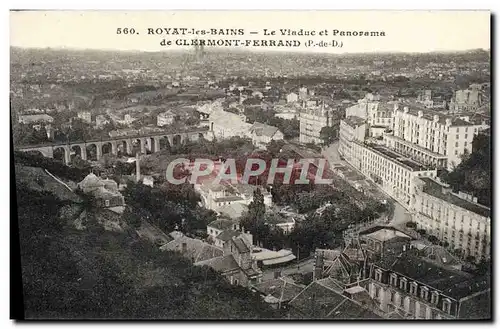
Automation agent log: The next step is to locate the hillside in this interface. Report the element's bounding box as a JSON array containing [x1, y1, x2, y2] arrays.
[[14, 162, 281, 319]]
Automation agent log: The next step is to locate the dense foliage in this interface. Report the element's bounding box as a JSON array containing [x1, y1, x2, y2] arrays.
[[440, 132, 491, 207], [15, 172, 280, 319]]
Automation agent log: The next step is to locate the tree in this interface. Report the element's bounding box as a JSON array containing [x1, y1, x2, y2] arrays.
[[405, 222, 417, 229], [319, 126, 338, 146], [123, 206, 142, 229]]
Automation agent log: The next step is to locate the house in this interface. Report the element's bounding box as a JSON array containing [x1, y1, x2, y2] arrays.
[[315, 238, 368, 283], [77, 111, 92, 124], [208, 105, 252, 139], [77, 173, 125, 209], [217, 202, 248, 221], [206, 218, 241, 242], [249, 122, 284, 149], [157, 111, 175, 127], [359, 227, 412, 259], [288, 277, 381, 319], [18, 113, 54, 124], [160, 234, 223, 263], [287, 92, 299, 103], [251, 278, 305, 309], [368, 249, 491, 319], [194, 235, 263, 286], [195, 180, 272, 212]]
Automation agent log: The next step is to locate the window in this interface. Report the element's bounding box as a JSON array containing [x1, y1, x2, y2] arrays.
[[420, 287, 429, 300], [400, 278, 408, 291], [375, 269, 383, 282], [105, 199, 110, 207], [410, 282, 418, 295], [442, 299, 452, 314], [390, 274, 398, 286], [431, 291, 439, 304]]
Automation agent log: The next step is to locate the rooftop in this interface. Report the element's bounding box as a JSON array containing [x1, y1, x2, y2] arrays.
[[250, 122, 281, 138], [194, 254, 240, 273], [208, 218, 237, 231], [218, 202, 248, 220], [252, 278, 305, 304], [215, 229, 242, 242], [419, 177, 490, 218], [399, 105, 475, 127], [343, 116, 366, 128], [365, 143, 432, 172], [161, 236, 223, 262], [288, 279, 380, 319], [375, 250, 490, 300], [362, 228, 412, 242]]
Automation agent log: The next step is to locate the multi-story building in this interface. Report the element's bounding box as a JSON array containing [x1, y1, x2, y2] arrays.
[[77, 111, 92, 124], [449, 86, 483, 113], [339, 116, 367, 164], [368, 250, 491, 319], [18, 113, 54, 125], [412, 177, 491, 263], [387, 107, 484, 170], [95, 114, 109, 128], [249, 122, 284, 149], [208, 106, 252, 140], [157, 111, 175, 127], [345, 94, 396, 136], [299, 102, 340, 145], [339, 138, 436, 208]]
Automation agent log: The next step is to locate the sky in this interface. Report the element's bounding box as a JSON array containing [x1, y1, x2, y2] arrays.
[[10, 11, 491, 53]]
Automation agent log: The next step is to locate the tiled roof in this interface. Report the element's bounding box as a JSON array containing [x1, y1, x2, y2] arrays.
[[289, 279, 380, 319], [208, 218, 235, 231], [194, 254, 239, 273], [419, 177, 490, 218], [252, 278, 305, 303], [215, 229, 242, 242], [374, 250, 490, 300], [250, 122, 280, 138], [161, 236, 223, 262]]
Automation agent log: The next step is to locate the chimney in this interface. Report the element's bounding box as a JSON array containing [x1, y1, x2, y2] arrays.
[[135, 153, 140, 182], [433, 115, 439, 123]]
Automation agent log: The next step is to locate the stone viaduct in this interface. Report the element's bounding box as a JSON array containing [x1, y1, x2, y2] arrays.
[[16, 128, 211, 165]]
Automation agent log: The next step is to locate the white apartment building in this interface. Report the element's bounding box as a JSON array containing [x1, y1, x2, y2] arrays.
[[412, 177, 491, 262], [195, 181, 272, 212], [157, 111, 175, 127], [338, 116, 367, 163], [387, 107, 484, 170], [345, 94, 396, 136], [208, 106, 252, 140], [339, 136, 436, 208], [299, 103, 339, 145]]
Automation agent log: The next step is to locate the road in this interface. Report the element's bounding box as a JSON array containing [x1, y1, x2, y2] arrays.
[[261, 258, 315, 281], [322, 141, 410, 227]]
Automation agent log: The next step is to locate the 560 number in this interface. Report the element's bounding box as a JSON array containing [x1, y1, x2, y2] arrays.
[[116, 28, 137, 34]]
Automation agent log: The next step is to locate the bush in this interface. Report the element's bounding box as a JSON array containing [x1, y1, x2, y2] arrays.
[[416, 229, 427, 236], [405, 222, 417, 229]]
